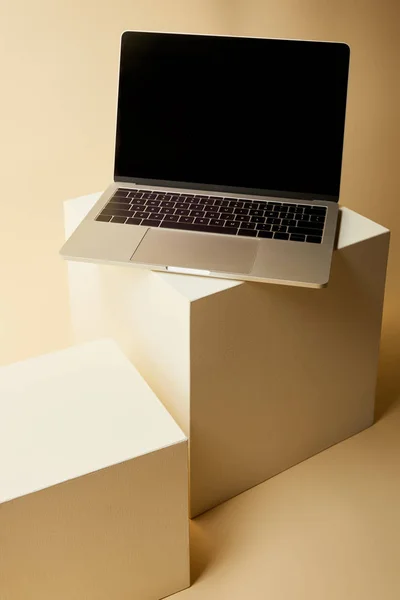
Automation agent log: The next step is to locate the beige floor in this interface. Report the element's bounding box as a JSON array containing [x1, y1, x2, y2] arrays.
[[182, 394, 400, 600], [1, 1, 400, 597]]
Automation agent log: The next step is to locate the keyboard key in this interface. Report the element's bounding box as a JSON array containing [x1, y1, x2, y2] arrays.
[[175, 209, 190, 216], [286, 213, 296, 220], [214, 199, 230, 207], [113, 190, 130, 197], [288, 226, 321, 237], [257, 224, 271, 231], [278, 205, 289, 213], [258, 231, 273, 238], [135, 211, 150, 219], [303, 221, 324, 230], [102, 207, 132, 217], [310, 215, 326, 223], [218, 206, 234, 214], [297, 214, 311, 222], [294, 206, 304, 213], [180, 216, 195, 224], [191, 211, 205, 218], [244, 202, 258, 209], [126, 217, 142, 226], [234, 208, 249, 215], [272, 225, 288, 232], [240, 221, 255, 229], [235, 215, 251, 222], [163, 215, 180, 222], [226, 220, 238, 228], [210, 219, 225, 226], [110, 196, 131, 204], [194, 218, 210, 225], [238, 229, 257, 237], [147, 200, 160, 207], [130, 203, 145, 211], [159, 207, 175, 215], [266, 217, 281, 225], [205, 211, 220, 219], [290, 233, 306, 242], [175, 202, 187, 209], [229, 200, 244, 208], [111, 216, 127, 224], [221, 212, 234, 220], [96, 214, 111, 222], [189, 204, 203, 211], [274, 232, 289, 240], [265, 210, 279, 218], [249, 209, 264, 217], [141, 219, 162, 227], [160, 201, 175, 208], [150, 213, 163, 221], [251, 216, 265, 224], [281, 219, 297, 226], [307, 235, 323, 244], [108, 201, 131, 210], [160, 221, 238, 236]]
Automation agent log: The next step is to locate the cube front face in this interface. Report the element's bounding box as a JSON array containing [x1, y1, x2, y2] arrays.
[[189, 232, 390, 516], [0, 442, 189, 600]]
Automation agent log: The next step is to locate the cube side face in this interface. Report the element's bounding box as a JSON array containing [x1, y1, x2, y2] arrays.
[[189, 233, 390, 516], [0, 441, 189, 600]]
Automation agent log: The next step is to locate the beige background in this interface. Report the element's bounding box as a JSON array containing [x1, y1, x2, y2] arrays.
[[1, 0, 399, 372], [1, 2, 400, 597]]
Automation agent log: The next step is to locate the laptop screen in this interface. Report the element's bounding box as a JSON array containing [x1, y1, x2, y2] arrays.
[[115, 32, 350, 201]]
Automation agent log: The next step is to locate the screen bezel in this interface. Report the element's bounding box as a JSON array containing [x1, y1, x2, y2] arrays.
[[114, 31, 350, 203]]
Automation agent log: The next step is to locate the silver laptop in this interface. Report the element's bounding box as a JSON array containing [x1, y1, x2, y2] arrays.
[[61, 32, 350, 288]]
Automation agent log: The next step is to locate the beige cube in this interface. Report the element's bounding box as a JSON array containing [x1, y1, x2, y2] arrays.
[[65, 195, 390, 517], [0, 339, 189, 599]]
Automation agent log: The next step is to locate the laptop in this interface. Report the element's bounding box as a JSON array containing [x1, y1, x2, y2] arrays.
[[61, 31, 350, 288]]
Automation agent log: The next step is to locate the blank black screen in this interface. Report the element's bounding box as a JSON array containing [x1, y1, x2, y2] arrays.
[[115, 32, 350, 200]]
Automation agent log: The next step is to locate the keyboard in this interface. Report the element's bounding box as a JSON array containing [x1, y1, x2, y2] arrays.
[[96, 189, 327, 244]]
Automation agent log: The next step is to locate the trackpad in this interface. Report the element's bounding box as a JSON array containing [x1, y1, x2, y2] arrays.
[[131, 229, 258, 274]]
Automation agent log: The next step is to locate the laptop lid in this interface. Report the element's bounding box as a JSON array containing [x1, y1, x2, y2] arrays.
[[114, 32, 350, 202]]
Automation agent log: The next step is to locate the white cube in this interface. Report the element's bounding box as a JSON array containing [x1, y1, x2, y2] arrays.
[[65, 195, 390, 517], [0, 339, 189, 599]]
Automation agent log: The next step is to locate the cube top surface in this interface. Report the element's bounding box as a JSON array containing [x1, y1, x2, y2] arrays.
[[65, 194, 388, 301], [0, 339, 186, 504]]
